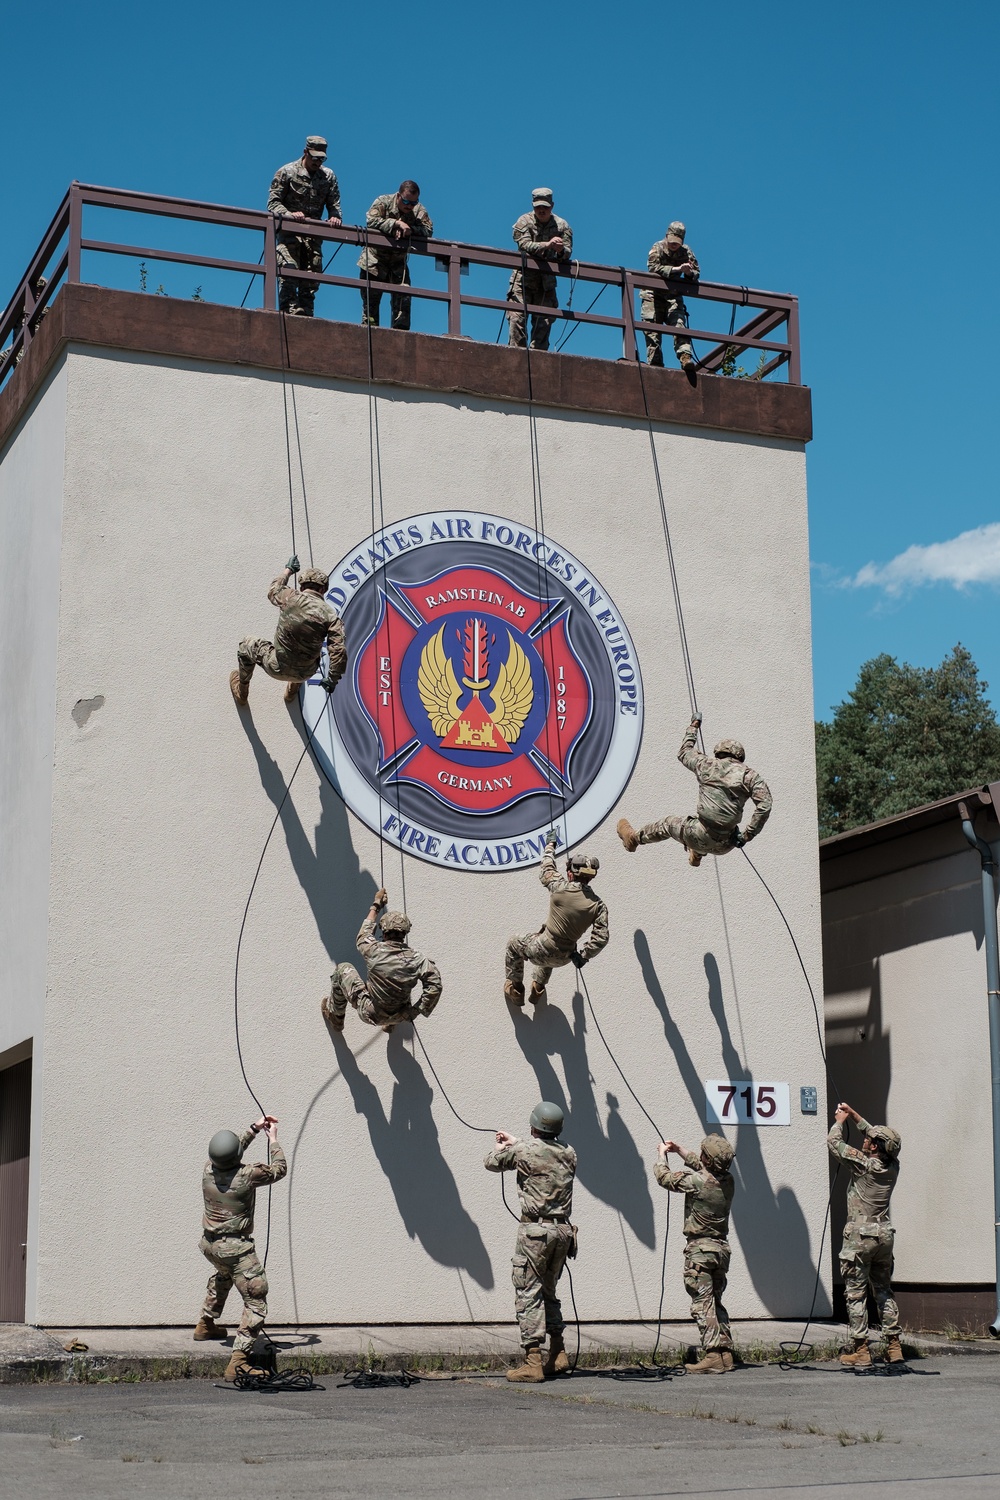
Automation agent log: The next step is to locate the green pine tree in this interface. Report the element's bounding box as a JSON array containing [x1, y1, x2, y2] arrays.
[[816, 644, 1000, 838]]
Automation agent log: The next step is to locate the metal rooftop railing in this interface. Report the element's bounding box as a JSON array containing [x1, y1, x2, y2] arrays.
[[0, 182, 801, 389]]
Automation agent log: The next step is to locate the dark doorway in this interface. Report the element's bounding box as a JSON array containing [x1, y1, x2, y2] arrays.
[[0, 1057, 32, 1321]]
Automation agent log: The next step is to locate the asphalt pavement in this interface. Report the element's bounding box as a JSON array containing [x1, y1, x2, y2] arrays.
[[2, 1353, 999, 1498]]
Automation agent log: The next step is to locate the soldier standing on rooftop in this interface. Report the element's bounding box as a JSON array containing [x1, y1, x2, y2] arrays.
[[268, 136, 342, 317], [828, 1102, 904, 1368], [484, 1101, 578, 1382], [357, 181, 433, 331], [640, 220, 699, 380], [508, 189, 573, 351], [617, 715, 771, 867]]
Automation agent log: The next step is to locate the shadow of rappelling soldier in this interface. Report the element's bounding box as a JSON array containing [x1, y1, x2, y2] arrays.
[[618, 715, 771, 867]]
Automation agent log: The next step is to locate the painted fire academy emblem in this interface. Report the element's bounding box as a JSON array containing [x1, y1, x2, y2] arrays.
[[303, 511, 643, 872]]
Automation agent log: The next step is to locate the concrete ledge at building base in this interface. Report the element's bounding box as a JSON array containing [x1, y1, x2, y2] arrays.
[[2, 1321, 998, 1384]]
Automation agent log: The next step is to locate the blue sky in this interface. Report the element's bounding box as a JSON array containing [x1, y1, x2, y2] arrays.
[[3, 1, 997, 721]]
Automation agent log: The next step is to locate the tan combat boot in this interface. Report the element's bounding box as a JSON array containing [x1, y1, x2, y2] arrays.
[[617, 818, 640, 853], [506, 1345, 544, 1383], [229, 670, 249, 707], [224, 1349, 252, 1381], [529, 982, 547, 1006], [680, 353, 697, 384], [505, 981, 525, 1007], [839, 1340, 872, 1368], [283, 679, 302, 703], [193, 1317, 227, 1341], [684, 1349, 727, 1374], [687, 848, 702, 868], [885, 1337, 904, 1364], [543, 1333, 570, 1377], [721, 1350, 734, 1371], [321, 994, 345, 1032]]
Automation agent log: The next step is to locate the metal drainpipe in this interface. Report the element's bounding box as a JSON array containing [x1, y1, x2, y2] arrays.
[[959, 798, 1000, 1336]]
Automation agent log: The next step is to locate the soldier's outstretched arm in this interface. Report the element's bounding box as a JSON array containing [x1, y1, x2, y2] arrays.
[[325, 617, 348, 689], [678, 717, 703, 774], [267, 568, 296, 607], [538, 835, 562, 890]]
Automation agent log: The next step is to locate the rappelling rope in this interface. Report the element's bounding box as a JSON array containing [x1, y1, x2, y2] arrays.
[[360, 225, 409, 914]]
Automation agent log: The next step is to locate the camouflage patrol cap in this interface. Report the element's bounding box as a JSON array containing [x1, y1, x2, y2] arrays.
[[381, 910, 412, 937], [532, 187, 554, 204], [666, 221, 686, 243], [866, 1124, 901, 1158], [714, 738, 745, 762], [208, 1129, 243, 1168], [529, 1100, 565, 1137], [304, 135, 328, 159], [569, 852, 600, 877], [298, 567, 330, 592], [701, 1134, 735, 1169]]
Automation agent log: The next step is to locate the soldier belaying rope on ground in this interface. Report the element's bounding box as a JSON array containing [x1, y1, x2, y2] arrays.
[[617, 715, 772, 867], [484, 1102, 578, 1383], [504, 833, 608, 1006], [230, 557, 346, 708], [323, 888, 442, 1036]]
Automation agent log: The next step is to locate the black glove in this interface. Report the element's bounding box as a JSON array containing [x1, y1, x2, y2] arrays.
[[544, 827, 559, 846], [570, 952, 586, 969], [287, 554, 301, 573], [321, 674, 338, 694], [732, 828, 747, 849]]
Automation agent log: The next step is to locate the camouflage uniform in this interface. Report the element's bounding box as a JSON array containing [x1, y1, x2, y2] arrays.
[[357, 194, 433, 330], [640, 234, 700, 367], [828, 1119, 902, 1344], [485, 1135, 577, 1347], [268, 156, 342, 316], [505, 843, 609, 990], [654, 1147, 735, 1353], [237, 575, 347, 694], [638, 723, 772, 858], [508, 209, 573, 350], [326, 913, 442, 1028], [199, 1126, 287, 1353]]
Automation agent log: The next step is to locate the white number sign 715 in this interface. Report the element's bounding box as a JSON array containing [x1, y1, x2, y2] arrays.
[[704, 1080, 790, 1127]]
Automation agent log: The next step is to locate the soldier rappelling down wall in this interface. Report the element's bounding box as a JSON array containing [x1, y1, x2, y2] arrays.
[[617, 715, 772, 867], [654, 1134, 737, 1374], [195, 1116, 287, 1382], [504, 834, 608, 1006], [230, 558, 347, 707], [828, 1103, 904, 1369], [484, 1102, 578, 1383], [323, 889, 442, 1036]]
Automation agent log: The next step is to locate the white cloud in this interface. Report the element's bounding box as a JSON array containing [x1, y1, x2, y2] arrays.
[[849, 522, 1000, 596]]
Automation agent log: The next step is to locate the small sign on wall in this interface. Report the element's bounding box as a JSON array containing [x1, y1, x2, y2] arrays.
[[705, 1081, 791, 1127]]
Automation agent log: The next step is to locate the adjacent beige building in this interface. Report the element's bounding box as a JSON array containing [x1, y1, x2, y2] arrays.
[[821, 785, 1000, 1334]]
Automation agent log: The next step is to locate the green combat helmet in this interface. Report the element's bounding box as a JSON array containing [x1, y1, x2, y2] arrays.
[[530, 1101, 565, 1138], [381, 911, 412, 937], [701, 1134, 735, 1169], [208, 1130, 243, 1168], [714, 739, 745, 762], [866, 1124, 901, 1158], [298, 567, 330, 592]]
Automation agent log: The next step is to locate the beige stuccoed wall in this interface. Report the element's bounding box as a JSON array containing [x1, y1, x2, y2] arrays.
[[30, 344, 826, 1325], [824, 833, 997, 1283], [0, 366, 67, 1320]]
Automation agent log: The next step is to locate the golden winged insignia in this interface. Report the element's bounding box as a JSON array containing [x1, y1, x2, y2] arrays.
[[417, 625, 463, 736], [490, 632, 534, 746]]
